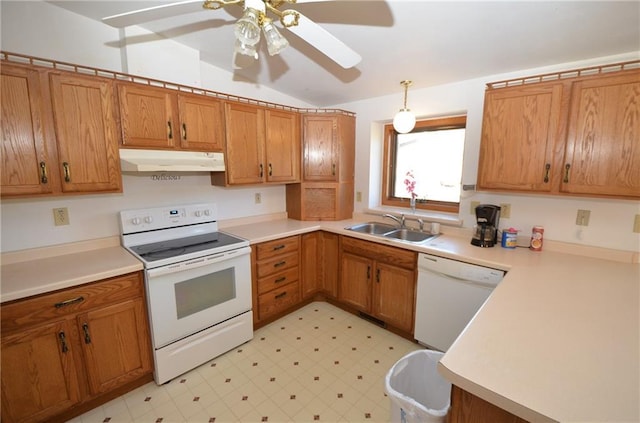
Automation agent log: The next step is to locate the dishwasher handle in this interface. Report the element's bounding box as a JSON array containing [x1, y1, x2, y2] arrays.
[[420, 267, 500, 289], [418, 253, 505, 287]]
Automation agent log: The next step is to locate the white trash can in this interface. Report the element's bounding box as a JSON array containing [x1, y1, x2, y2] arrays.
[[384, 349, 451, 423]]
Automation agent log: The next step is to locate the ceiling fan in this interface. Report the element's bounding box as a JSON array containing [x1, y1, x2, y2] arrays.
[[102, 0, 362, 69]]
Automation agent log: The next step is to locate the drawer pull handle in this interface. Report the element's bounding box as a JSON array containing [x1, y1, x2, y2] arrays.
[[275, 276, 287, 283], [39, 161, 48, 184], [274, 261, 286, 268], [82, 323, 92, 344], [63, 162, 71, 182], [59, 331, 69, 353], [54, 296, 84, 308], [563, 163, 571, 183], [543, 163, 550, 183], [275, 292, 287, 299], [273, 245, 286, 251]]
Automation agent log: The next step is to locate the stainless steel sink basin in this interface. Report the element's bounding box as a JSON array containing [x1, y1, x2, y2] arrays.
[[384, 228, 438, 243], [346, 222, 397, 235], [346, 222, 438, 244]]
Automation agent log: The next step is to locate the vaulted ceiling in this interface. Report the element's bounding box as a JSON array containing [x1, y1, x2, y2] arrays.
[[50, 1, 640, 106]]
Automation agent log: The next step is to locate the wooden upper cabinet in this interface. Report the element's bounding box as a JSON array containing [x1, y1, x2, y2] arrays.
[[212, 102, 300, 186], [177, 93, 225, 152], [49, 72, 122, 194], [562, 71, 640, 198], [265, 109, 300, 183], [117, 83, 177, 149], [1, 64, 60, 196], [477, 66, 640, 199], [477, 82, 564, 193], [303, 114, 338, 181], [222, 102, 266, 185]]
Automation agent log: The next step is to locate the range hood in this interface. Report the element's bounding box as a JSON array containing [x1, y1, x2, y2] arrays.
[[119, 149, 225, 172]]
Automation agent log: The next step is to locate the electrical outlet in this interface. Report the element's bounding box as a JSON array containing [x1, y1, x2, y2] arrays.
[[470, 201, 480, 215], [53, 207, 69, 226], [254, 193, 262, 204], [576, 209, 591, 226], [633, 214, 640, 233], [356, 191, 362, 202], [500, 203, 511, 219]]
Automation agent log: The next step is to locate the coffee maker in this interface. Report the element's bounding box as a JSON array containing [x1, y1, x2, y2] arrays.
[[471, 204, 501, 247]]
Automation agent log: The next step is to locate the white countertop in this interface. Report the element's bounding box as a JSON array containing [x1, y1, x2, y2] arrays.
[[2, 218, 638, 422], [1, 237, 143, 303]]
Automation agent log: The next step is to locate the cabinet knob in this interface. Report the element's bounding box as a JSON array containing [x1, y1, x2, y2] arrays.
[[39, 161, 48, 184], [563, 163, 571, 183], [543, 163, 551, 183], [63, 162, 71, 182]]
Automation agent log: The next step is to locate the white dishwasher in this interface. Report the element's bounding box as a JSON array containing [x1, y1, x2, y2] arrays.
[[414, 253, 505, 352]]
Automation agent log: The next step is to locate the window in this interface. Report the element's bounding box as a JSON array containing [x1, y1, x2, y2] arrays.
[[382, 115, 466, 213]]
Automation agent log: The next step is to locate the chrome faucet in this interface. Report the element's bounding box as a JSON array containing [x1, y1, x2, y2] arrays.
[[382, 213, 405, 228]]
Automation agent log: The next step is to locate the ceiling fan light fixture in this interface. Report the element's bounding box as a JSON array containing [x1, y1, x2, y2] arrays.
[[234, 7, 261, 46], [393, 80, 416, 134], [234, 39, 259, 59], [262, 19, 289, 56]]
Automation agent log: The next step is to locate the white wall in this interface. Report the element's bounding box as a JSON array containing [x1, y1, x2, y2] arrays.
[[0, 1, 312, 252], [333, 53, 640, 252], [1, 1, 639, 253]]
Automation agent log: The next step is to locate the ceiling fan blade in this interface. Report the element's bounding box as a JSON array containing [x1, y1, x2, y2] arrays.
[[102, 0, 205, 28], [285, 12, 361, 69]]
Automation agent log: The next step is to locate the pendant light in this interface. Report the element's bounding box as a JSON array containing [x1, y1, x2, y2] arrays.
[[393, 80, 416, 134]]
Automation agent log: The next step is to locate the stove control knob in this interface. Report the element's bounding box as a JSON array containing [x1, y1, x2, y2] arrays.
[[195, 210, 203, 217], [144, 216, 153, 224], [204, 209, 211, 216], [131, 217, 141, 225]]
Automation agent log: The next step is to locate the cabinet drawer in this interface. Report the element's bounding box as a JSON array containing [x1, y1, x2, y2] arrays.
[[256, 252, 299, 278], [257, 267, 299, 295], [341, 236, 416, 269], [256, 236, 300, 260], [1, 272, 144, 333], [258, 282, 300, 320]]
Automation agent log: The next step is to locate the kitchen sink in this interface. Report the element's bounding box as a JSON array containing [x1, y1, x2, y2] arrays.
[[384, 228, 438, 243], [345, 222, 438, 244], [346, 222, 397, 235]]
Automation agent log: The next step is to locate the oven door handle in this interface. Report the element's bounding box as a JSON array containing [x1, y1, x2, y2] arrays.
[[147, 246, 251, 277]]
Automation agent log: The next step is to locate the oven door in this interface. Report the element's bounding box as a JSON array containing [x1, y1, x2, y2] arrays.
[[145, 246, 252, 348]]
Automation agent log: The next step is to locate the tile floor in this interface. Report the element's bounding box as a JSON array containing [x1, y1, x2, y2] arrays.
[[70, 301, 424, 423]]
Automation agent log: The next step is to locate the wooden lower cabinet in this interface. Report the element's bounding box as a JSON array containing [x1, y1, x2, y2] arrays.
[[253, 236, 301, 324], [0, 272, 152, 423], [301, 231, 339, 299], [448, 385, 529, 423], [339, 236, 417, 333]]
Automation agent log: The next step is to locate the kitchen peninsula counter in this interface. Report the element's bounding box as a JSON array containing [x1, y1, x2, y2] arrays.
[[1, 237, 143, 303], [224, 216, 640, 423]]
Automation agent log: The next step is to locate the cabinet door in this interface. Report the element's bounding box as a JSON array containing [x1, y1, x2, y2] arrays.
[[320, 232, 339, 298], [562, 71, 640, 198], [373, 262, 415, 333], [303, 115, 337, 181], [178, 93, 225, 151], [224, 102, 265, 184], [1, 319, 82, 423], [1, 64, 60, 196], [78, 298, 152, 395], [339, 252, 372, 312], [477, 83, 564, 192], [49, 73, 122, 193], [301, 232, 320, 298], [118, 84, 176, 149], [265, 109, 300, 183]]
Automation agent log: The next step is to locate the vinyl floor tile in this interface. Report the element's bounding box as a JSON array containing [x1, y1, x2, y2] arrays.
[[71, 302, 425, 423]]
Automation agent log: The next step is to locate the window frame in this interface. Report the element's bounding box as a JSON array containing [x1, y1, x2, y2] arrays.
[[382, 115, 466, 214]]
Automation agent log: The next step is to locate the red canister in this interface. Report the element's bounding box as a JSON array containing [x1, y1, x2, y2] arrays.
[[530, 226, 544, 251]]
